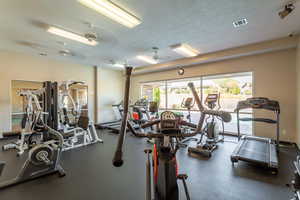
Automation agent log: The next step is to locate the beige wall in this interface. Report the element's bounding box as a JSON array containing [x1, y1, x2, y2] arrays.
[[0, 50, 96, 135], [96, 67, 124, 123], [131, 49, 297, 142], [296, 38, 300, 146]]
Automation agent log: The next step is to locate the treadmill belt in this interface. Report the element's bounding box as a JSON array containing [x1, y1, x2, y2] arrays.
[[238, 140, 269, 163]]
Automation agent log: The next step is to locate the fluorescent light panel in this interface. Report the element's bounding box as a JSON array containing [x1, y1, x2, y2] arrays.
[[137, 56, 158, 64], [47, 26, 98, 46], [171, 43, 199, 57], [113, 63, 125, 68], [78, 0, 141, 28]]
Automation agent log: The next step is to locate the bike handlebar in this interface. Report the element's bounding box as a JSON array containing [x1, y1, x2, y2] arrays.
[[188, 82, 231, 122]]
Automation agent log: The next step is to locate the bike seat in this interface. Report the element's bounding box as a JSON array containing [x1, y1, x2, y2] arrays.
[[61, 132, 75, 139]]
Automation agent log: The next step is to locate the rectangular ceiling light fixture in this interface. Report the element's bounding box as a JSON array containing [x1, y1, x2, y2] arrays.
[[78, 0, 141, 28], [171, 43, 199, 57], [114, 63, 125, 68], [47, 26, 98, 46], [137, 56, 158, 64]]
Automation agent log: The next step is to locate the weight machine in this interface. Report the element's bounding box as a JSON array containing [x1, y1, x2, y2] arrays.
[[0, 81, 66, 189], [58, 81, 103, 151]]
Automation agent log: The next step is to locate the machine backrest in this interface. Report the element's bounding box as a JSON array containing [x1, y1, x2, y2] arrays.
[[78, 116, 89, 130], [149, 101, 158, 113], [0, 161, 5, 176]]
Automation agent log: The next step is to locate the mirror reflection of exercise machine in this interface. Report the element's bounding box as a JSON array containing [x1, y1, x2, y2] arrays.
[[2, 89, 46, 156], [188, 93, 227, 157], [58, 81, 103, 151], [231, 97, 280, 174]]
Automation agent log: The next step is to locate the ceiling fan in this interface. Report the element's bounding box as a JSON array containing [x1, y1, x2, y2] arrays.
[[17, 41, 85, 59], [152, 47, 160, 61]]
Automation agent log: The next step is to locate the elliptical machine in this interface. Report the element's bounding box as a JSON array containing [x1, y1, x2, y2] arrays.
[[181, 97, 195, 123], [188, 93, 227, 157], [112, 67, 231, 200]]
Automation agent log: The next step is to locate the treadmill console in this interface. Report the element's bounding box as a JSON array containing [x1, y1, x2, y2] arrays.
[[236, 97, 280, 112]]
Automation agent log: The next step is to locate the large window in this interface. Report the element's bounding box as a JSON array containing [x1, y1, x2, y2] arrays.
[[202, 73, 253, 134], [141, 81, 166, 109], [140, 72, 253, 135]]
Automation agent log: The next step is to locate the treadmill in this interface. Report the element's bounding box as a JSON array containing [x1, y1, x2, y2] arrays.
[[231, 97, 280, 173]]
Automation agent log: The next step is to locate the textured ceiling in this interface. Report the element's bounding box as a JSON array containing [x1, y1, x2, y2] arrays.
[[0, 0, 299, 69]]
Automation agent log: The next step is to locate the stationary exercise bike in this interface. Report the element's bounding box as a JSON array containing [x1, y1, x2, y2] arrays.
[[188, 93, 229, 157], [0, 120, 65, 189], [137, 111, 197, 200], [112, 67, 232, 200]]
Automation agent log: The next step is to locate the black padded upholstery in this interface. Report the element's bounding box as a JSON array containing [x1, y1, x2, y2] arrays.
[[0, 161, 5, 176], [78, 116, 89, 130]]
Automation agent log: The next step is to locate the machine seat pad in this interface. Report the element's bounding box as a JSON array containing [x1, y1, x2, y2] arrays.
[[61, 132, 75, 139]]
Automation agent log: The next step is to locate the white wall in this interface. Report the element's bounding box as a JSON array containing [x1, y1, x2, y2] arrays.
[[96, 67, 124, 123], [0, 50, 96, 135], [131, 49, 297, 143]]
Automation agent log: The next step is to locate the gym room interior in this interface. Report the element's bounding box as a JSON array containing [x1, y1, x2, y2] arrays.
[[0, 0, 300, 200]]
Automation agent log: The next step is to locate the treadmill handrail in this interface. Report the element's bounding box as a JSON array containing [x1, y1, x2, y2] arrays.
[[235, 97, 280, 113], [238, 117, 278, 124]]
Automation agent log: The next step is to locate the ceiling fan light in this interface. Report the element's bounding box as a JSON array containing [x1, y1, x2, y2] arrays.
[[171, 43, 199, 57], [47, 26, 98, 46], [136, 55, 158, 64], [78, 0, 141, 28]]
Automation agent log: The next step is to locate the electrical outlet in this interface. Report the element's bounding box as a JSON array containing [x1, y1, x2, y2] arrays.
[[282, 129, 286, 136]]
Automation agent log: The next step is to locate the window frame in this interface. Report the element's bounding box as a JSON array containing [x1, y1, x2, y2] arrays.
[[140, 71, 253, 135]]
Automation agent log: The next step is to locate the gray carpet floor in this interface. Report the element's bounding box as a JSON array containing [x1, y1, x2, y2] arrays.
[[0, 130, 297, 200]]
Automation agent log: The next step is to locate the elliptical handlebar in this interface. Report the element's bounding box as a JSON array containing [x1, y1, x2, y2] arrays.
[[112, 67, 133, 167], [188, 82, 204, 112], [188, 82, 232, 123], [134, 119, 199, 139]]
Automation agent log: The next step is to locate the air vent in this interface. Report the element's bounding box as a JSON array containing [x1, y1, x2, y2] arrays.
[[233, 18, 248, 28], [84, 33, 98, 42]]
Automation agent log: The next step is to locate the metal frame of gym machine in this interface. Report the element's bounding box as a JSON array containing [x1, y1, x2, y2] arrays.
[[230, 97, 280, 173], [0, 81, 65, 189], [291, 156, 300, 200]]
